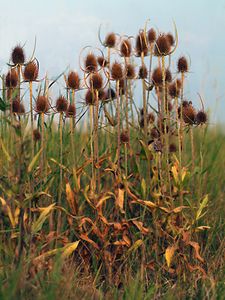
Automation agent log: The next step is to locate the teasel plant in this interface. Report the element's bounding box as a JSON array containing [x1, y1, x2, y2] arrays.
[[55, 95, 68, 232], [23, 59, 39, 158], [153, 28, 178, 195], [111, 61, 124, 175], [65, 71, 80, 166], [35, 95, 49, 181], [135, 30, 149, 142], [10, 45, 26, 104]]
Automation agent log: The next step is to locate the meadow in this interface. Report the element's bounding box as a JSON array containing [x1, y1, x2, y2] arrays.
[[0, 23, 224, 299]]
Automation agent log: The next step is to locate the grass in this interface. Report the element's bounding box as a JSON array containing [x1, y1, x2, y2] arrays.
[[0, 25, 224, 300]]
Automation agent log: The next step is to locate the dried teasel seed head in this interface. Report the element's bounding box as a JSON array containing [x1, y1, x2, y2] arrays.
[[182, 103, 196, 125], [85, 53, 98, 73], [56, 96, 68, 112], [120, 39, 132, 57], [12, 98, 20, 113], [147, 112, 155, 124], [152, 67, 171, 86], [23, 61, 38, 81], [5, 68, 18, 88], [177, 56, 188, 73], [97, 56, 107, 68], [19, 102, 25, 114], [98, 89, 106, 101], [169, 81, 180, 98], [36, 95, 49, 113], [105, 88, 116, 101], [90, 73, 103, 90], [166, 69, 172, 83], [154, 34, 171, 56], [196, 110, 207, 125], [166, 32, 175, 46], [111, 62, 124, 81], [169, 143, 177, 152], [139, 65, 148, 79], [136, 31, 148, 57], [147, 28, 156, 44], [152, 67, 163, 86], [66, 103, 76, 117], [67, 71, 80, 90], [85, 89, 96, 105], [105, 32, 116, 48], [120, 131, 129, 144], [150, 127, 160, 139], [33, 129, 41, 142], [126, 63, 136, 79], [11, 45, 25, 65]]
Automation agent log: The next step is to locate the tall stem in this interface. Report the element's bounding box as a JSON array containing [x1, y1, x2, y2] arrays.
[[116, 80, 121, 174], [29, 82, 34, 158]]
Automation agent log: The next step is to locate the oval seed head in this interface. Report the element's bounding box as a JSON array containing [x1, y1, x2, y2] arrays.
[[120, 131, 129, 144], [19, 102, 25, 114], [66, 103, 76, 118], [166, 32, 175, 46], [5, 68, 18, 88], [67, 71, 80, 90], [177, 56, 188, 73], [105, 32, 116, 48], [126, 63, 136, 79], [154, 34, 171, 56], [166, 69, 172, 83], [105, 88, 116, 101], [169, 82, 180, 98], [136, 31, 148, 57], [150, 127, 160, 139], [147, 28, 156, 44], [56, 96, 68, 112], [169, 143, 177, 153], [85, 89, 96, 105], [36, 96, 49, 113], [12, 98, 20, 113], [11, 45, 25, 65], [139, 65, 148, 79], [196, 110, 207, 125], [98, 89, 106, 101], [120, 39, 132, 57], [23, 61, 38, 81], [152, 67, 163, 86], [182, 103, 196, 125], [111, 62, 124, 80], [85, 53, 98, 73], [97, 56, 107, 68], [147, 112, 155, 124], [33, 129, 41, 142], [90, 73, 103, 90]]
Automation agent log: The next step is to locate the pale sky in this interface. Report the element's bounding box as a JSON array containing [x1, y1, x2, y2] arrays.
[[0, 0, 224, 122]]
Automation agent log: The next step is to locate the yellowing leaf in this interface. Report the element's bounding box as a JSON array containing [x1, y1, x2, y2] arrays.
[[0, 197, 16, 228], [116, 188, 125, 213], [61, 241, 80, 259], [31, 203, 55, 234], [196, 195, 208, 221], [171, 165, 179, 184], [165, 245, 177, 267], [127, 239, 143, 254], [66, 180, 77, 215]]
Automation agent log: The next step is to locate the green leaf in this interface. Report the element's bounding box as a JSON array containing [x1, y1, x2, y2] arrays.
[[27, 148, 43, 173]]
